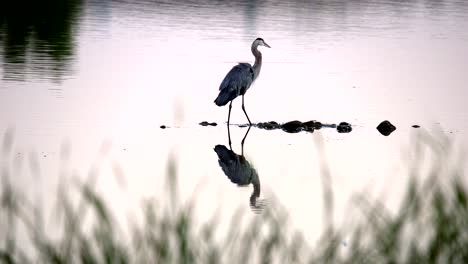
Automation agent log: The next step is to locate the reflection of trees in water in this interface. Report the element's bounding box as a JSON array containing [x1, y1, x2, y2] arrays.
[[0, 0, 83, 81]]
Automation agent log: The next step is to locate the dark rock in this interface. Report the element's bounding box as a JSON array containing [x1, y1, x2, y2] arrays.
[[376, 120, 396, 136], [412, 125, 420, 128], [337, 122, 352, 133], [160, 125, 167, 129], [304, 126, 315, 132], [239, 124, 250, 128], [268, 121, 279, 126], [313, 122, 322, 129], [281, 120, 304, 133], [257, 121, 280, 130], [302, 120, 316, 132], [199, 121, 217, 126], [302, 120, 316, 127]]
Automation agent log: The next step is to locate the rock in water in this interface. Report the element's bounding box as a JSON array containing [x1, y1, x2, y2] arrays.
[[302, 120, 317, 132], [337, 122, 352, 133], [199, 121, 217, 126], [257, 121, 280, 130], [313, 121, 323, 129], [281, 120, 304, 133], [376, 120, 396, 136]]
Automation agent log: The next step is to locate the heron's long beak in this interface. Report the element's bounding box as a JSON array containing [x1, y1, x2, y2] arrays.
[[264, 42, 271, 48]]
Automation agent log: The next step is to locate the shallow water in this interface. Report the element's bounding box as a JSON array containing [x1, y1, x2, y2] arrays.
[[1, 0, 468, 243]]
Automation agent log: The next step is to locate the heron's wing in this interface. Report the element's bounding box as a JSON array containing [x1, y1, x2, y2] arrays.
[[214, 145, 251, 186], [219, 63, 254, 96]]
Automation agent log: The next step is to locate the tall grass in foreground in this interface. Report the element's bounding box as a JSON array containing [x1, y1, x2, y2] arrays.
[[1, 130, 467, 263]]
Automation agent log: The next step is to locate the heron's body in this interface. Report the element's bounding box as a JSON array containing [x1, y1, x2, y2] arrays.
[[214, 38, 271, 125], [214, 63, 254, 106]]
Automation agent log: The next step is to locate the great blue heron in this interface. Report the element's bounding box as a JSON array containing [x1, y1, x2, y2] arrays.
[[214, 127, 264, 211], [214, 38, 271, 126]]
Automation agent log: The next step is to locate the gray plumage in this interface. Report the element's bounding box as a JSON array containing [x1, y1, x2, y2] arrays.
[[214, 144, 261, 208], [214, 38, 271, 125], [214, 63, 254, 106], [214, 145, 257, 185]]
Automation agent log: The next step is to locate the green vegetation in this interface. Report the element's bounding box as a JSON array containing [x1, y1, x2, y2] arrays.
[[1, 130, 467, 263]]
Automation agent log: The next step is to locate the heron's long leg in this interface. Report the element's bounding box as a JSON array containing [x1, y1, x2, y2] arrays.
[[227, 100, 233, 125], [227, 101, 233, 149], [241, 95, 252, 126], [241, 125, 251, 156]]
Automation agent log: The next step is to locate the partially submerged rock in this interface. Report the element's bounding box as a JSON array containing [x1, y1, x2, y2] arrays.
[[303, 126, 315, 132], [302, 120, 318, 132], [313, 121, 323, 129], [257, 121, 280, 130], [194, 119, 350, 134], [412, 125, 420, 128], [249, 120, 345, 133], [160, 125, 167, 129], [337, 122, 352, 133], [281, 120, 304, 133], [302, 120, 315, 127], [254, 120, 318, 132], [199, 121, 217, 126], [376, 120, 396, 136]]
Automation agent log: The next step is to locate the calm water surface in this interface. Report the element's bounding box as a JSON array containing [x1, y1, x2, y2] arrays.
[[1, 0, 468, 242]]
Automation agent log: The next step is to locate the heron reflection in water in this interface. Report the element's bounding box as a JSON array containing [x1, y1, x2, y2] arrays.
[[214, 126, 265, 212]]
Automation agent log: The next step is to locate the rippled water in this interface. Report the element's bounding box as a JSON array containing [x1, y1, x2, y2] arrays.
[[1, 0, 468, 242]]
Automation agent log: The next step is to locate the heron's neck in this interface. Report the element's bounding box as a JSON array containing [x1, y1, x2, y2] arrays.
[[249, 182, 260, 207], [251, 44, 262, 79]]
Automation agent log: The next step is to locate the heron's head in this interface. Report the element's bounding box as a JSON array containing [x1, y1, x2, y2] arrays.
[[254, 38, 271, 48]]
